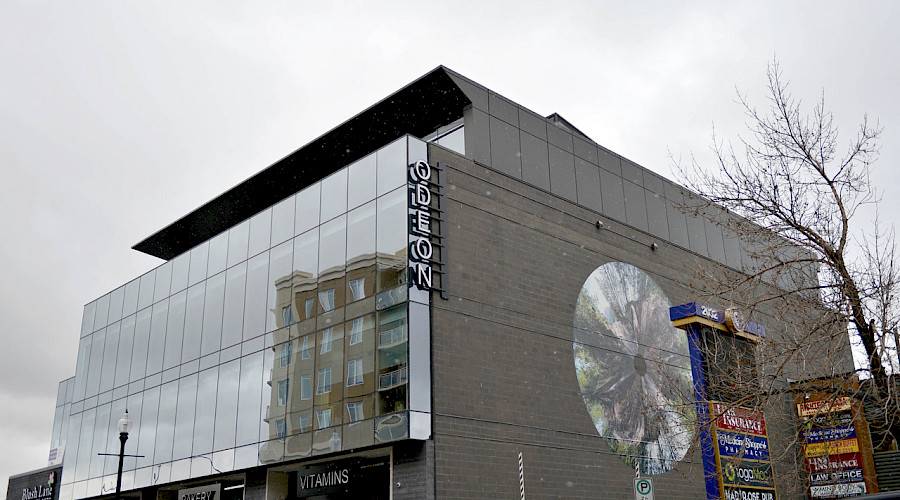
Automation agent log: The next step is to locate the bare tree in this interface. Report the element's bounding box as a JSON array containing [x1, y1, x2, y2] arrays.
[[678, 61, 900, 451]]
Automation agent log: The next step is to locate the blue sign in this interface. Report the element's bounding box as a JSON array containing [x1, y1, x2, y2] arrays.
[[802, 424, 856, 444], [669, 303, 765, 337], [717, 431, 770, 461]]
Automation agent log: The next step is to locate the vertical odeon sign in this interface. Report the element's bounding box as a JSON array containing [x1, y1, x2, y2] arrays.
[[408, 159, 445, 297]]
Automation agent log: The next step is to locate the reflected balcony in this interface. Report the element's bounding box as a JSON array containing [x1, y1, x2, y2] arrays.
[[378, 366, 408, 391], [378, 325, 407, 348]]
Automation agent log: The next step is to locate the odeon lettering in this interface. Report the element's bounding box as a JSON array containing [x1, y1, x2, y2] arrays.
[[408, 160, 442, 292]]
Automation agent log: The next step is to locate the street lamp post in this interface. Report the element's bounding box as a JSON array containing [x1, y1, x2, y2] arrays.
[[115, 410, 133, 500]]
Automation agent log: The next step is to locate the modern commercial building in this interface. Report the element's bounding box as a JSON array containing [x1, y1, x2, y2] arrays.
[[37, 67, 856, 499]]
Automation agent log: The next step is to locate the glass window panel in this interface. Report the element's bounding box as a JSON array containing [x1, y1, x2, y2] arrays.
[[182, 283, 205, 363], [376, 188, 408, 292], [318, 215, 346, 275], [271, 195, 296, 246], [88, 403, 110, 479], [223, 262, 248, 348], [154, 381, 178, 463], [115, 316, 135, 388], [85, 329, 106, 398], [277, 379, 289, 406], [376, 137, 407, 197], [348, 153, 376, 209], [236, 352, 264, 446], [61, 412, 82, 484], [74, 407, 95, 480], [99, 322, 120, 394], [259, 346, 276, 443], [214, 360, 240, 451], [316, 367, 332, 395], [122, 279, 140, 318], [172, 374, 198, 460], [409, 136, 427, 164], [347, 201, 376, 262], [267, 240, 293, 332], [346, 201, 376, 305], [201, 272, 226, 356], [188, 242, 210, 287], [207, 232, 229, 278], [300, 374, 311, 400], [170, 252, 190, 294], [243, 252, 270, 341], [193, 368, 217, 456], [93, 294, 110, 332], [248, 208, 272, 258], [122, 391, 143, 471], [81, 301, 97, 337], [130, 308, 152, 382], [227, 220, 250, 268], [104, 398, 126, 475], [163, 290, 187, 370], [137, 271, 155, 311], [154, 262, 173, 304], [320, 169, 348, 223], [108, 287, 125, 325], [72, 336, 92, 401], [146, 300, 169, 376], [136, 386, 159, 468], [292, 230, 320, 323], [279, 341, 293, 367], [437, 126, 465, 154], [295, 182, 321, 236]]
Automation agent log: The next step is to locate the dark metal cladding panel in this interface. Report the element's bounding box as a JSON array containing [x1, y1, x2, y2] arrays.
[[133, 67, 471, 260]]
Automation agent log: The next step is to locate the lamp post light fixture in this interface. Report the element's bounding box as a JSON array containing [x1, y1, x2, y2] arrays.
[[115, 410, 133, 500]]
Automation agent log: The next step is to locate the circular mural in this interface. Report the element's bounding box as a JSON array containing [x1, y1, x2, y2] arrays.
[[573, 262, 694, 474]]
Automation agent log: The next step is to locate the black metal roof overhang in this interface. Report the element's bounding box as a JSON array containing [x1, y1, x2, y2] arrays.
[[133, 66, 471, 260]]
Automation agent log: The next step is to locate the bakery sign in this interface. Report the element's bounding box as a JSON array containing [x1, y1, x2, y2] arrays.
[[177, 484, 220, 500]]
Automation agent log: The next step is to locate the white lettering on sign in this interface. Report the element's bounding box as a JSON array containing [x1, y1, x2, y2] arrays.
[[180, 491, 215, 500], [177, 484, 220, 500], [408, 160, 441, 291], [723, 488, 775, 500], [298, 469, 350, 490], [21, 486, 53, 500], [699, 304, 719, 321]]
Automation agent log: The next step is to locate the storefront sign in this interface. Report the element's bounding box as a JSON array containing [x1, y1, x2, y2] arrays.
[[802, 424, 856, 444], [809, 482, 867, 498], [722, 460, 773, 489], [805, 452, 862, 473], [807, 411, 853, 428], [797, 397, 853, 418], [408, 160, 443, 293], [717, 431, 770, 461], [296, 456, 389, 497], [804, 438, 859, 458], [713, 404, 767, 435], [177, 484, 220, 500], [6, 467, 61, 500], [723, 486, 775, 500], [809, 468, 864, 486]]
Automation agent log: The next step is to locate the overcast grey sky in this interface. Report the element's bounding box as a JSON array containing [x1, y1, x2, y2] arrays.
[[2, 1, 898, 495]]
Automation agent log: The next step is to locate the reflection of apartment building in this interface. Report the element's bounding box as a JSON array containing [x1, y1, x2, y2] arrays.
[[260, 251, 407, 463], [27, 67, 858, 500]]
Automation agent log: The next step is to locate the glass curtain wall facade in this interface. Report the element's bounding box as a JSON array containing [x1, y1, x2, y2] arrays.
[[59, 136, 431, 500]]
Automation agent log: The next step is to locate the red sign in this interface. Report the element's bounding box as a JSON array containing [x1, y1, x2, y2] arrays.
[[797, 397, 853, 417], [805, 452, 861, 473], [712, 403, 767, 435]]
